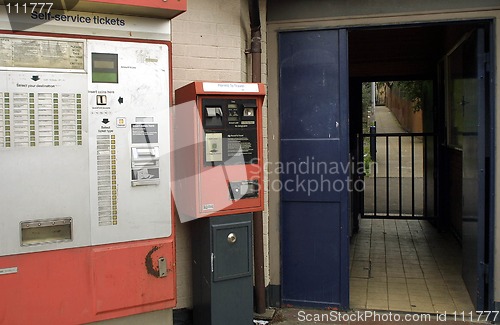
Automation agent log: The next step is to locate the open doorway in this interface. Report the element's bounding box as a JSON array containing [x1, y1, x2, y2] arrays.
[[350, 80, 471, 313], [277, 20, 493, 314], [348, 22, 493, 314]]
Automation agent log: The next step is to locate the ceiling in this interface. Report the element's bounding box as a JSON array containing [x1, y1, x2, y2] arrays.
[[348, 22, 483, 80]]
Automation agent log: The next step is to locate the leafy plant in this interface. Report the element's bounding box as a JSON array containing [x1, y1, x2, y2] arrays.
[[388, 81, 424, 112]]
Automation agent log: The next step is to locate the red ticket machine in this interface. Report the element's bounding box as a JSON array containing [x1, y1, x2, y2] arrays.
[[0, 2, 185, 324], [173, 81, 265, 221]]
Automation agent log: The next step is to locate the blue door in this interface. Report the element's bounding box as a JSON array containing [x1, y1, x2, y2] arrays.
[[450, 28, 491, 311], [279, 29, 349, 308]]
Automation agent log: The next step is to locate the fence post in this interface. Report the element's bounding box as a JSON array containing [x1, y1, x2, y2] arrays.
[[370, 123, 376, 162]]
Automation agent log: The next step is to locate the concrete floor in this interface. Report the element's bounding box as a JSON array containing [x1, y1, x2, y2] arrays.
[[350, 219, 474, 314]]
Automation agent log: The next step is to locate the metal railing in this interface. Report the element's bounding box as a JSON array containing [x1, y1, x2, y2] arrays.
[[359, 132, 436, 220]]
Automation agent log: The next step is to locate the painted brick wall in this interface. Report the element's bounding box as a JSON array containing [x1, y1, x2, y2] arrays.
[[171, 0, 268, 309]]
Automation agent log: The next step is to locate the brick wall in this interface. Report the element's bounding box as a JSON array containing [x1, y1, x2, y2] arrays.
[[385, 84, 423, 133]]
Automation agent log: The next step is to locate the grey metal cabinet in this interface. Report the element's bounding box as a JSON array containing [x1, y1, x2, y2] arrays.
[[191, 213, 253, 325]]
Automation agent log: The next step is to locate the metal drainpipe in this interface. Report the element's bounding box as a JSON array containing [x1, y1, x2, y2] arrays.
[[248, 0, 266, 315]]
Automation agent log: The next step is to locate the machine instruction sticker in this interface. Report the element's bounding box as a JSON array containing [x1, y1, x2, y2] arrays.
[[0, 37, 84, 70], [131, 123, 158, 144], [0, 72, 85, 148], [0, 267, 18, 275], [202, 82, 259, 93], [227, 132, 255, 161]]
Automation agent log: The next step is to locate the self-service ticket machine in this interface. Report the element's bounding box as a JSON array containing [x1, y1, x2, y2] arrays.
[[0, 2, 185, 324], [174, 81, 265, 325]]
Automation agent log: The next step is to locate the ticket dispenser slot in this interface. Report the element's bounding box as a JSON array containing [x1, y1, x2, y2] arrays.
[[20, 218, 73, 246], [131, 146, 160, 186], [205, 106, 223, 128], [228, 180, 259, 200]]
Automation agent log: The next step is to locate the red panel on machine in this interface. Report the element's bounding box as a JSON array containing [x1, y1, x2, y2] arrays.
[[0, 238, 176, 324], [92, 239, 176, 314]]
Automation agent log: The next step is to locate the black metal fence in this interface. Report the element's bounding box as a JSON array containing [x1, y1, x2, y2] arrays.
[[359, 132, 436, 220]]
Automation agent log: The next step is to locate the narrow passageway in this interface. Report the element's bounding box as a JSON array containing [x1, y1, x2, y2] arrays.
[[350, 219, 474, 314], [352, 104, 473, 314]]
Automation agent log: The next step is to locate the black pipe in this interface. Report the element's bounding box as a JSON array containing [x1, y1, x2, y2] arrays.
[[248, 0, 266, 315], [249, 0, 262, 83], [249, 0, 261, 30]]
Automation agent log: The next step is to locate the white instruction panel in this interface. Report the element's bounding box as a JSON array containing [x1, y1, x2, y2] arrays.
[[87, 39, 171, 245], [0, 74, 84, 148], [0, 35, 171, 255]]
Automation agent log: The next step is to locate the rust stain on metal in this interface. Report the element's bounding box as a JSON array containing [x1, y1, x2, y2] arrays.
[[145, 245, 160, 277]]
